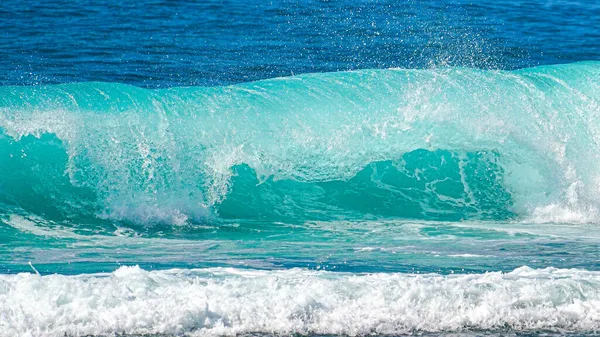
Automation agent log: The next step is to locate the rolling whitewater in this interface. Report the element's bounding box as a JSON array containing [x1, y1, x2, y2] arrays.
[[1, 1, 600, 336]]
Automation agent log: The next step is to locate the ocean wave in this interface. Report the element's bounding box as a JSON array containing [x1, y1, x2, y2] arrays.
[[1, 62, 599, 225]]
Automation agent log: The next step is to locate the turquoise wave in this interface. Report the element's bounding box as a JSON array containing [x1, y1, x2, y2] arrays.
[[1, 62, 599, 225]]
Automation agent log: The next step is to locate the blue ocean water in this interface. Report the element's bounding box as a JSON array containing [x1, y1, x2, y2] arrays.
[[1, 1, 600, 336]]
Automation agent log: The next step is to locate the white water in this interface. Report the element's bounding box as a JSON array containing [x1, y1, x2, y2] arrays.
[[2, 266, 600, 337]]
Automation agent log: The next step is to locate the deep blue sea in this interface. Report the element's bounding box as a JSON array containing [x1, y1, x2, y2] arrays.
[[1, 1, 600, 336]]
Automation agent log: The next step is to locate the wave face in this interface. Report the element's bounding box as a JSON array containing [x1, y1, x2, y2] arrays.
[[1, 62, 599, 225], [2, 266, 600, 337]]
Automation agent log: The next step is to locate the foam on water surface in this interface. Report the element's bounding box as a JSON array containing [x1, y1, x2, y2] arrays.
[[2, 266, 600, 337]]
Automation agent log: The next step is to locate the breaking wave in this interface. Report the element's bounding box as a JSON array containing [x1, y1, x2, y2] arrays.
[[1, 62, 599, 225]]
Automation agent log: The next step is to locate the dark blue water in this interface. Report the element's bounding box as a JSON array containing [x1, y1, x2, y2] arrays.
[[2, 1, 600, 336], [1, 0, 599, 87]]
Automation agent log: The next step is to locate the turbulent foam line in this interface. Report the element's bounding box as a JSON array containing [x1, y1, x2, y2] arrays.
[[1, 266, 600, 336]]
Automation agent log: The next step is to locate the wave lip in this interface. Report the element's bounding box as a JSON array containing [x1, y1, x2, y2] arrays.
[[2, 266, 600, 336]]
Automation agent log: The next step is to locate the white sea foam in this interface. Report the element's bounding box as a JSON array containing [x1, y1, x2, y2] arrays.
[[526, 202, 599, 224], [447, 253, 493, 258], [2, 266, 600, 337]]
